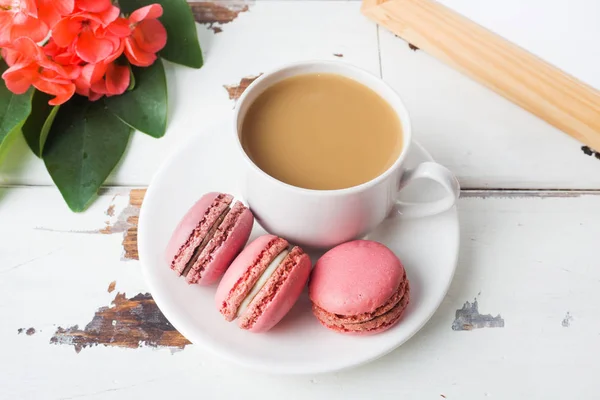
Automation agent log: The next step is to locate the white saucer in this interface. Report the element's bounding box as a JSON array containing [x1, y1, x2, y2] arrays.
[[138, 118, 459, 375]]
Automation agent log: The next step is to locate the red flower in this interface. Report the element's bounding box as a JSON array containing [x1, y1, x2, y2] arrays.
[[52, 0, 120, 64], [1, 37, 77, 105], [1, 1, 167, 103], [0, 0, 48, 45], [124, 4, 167, 67]]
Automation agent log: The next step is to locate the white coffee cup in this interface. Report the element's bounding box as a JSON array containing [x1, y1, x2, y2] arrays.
[[233, 61, 460, 248]]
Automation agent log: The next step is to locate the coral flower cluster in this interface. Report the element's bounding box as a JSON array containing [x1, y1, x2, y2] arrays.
[[0, 0, 167, 104]]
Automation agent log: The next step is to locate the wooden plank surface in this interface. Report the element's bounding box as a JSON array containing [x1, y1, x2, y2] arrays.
[[0, 1, 598, 189], [379, 28, 600, 189], [0, 1, 379, 187], [1, 1, 599, 398], [1, 186, 600, 399]]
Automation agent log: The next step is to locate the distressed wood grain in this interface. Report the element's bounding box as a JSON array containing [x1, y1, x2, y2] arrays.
[[189, 1, 252, 33], [223, 74, 263, 100], [51, 292, 191, 353], [2, 187, 600, 399], [122, 189, 145, 260]]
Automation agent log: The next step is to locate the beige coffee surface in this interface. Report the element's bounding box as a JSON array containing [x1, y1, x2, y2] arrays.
[[241, 73, 403, 190]]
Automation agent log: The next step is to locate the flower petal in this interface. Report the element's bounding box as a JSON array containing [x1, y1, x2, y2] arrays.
[[36, 0, 74, 28], [2, 62, 38, 94], [33, 77, 75, 105], [22, 0, 38, 18], [1, 47, 23, 67], [80, 62, 107, 86], [10, 15, 49, 43], [75, 0, 111, 13], [97, 5, 119, 25], [52, 17, 82, 47], [107, 17, 131, 38], [105, 62, 129, 95], [54, 0, 75, 15], [132, 19, 167, 54], [124, 37, 156, 67], [129, 4, 163, 24], [75, 29, 114, 63], [104, 37, 124, 63], [0, 13, 12, 46], [12, 36, 45, 60]]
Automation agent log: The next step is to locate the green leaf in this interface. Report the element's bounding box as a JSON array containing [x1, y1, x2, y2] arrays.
[[104, 59, 167, 138], [119, 0, 203, 68], [22, 91, 60, 157], [127, 64, 136, 91], [43, 96, 132, 212], [0, 59, 34, 162]]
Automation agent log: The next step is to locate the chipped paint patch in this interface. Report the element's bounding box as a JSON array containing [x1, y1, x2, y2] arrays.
[[408, 43, 419, 51], [50, 292, 190, 353], [106, 204, 115, 217], [452, 298, 504, 331], [98, 190, 145, 260], [333, 53, 343, 58], [581, 146, 600, 160], [18, 327, 36, 335], [562, 312, 573, 327], [107, 281, 116, 293], [190, 1, 252, 34], [224, 74, 262, 100], [121, 189, 145, 260]]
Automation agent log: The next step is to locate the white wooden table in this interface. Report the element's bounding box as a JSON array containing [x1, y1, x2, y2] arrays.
[[1, 1, 599, 398]]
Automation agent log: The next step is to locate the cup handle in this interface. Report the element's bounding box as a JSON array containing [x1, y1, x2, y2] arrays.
[[394, 161, 460, 218]]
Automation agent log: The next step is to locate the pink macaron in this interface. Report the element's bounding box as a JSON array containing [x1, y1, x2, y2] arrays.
[[309, 240, 410, 335], [166, 192, 254, 286], [215, 234, 312, 333]]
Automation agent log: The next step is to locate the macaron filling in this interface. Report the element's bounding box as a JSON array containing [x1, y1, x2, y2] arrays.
[[238, 246, 308, 330], [186, 201, 252, 284], [236, 248, 290, 317], [180, 206, 230, 277], [171, 193, 232, 276], [218, 237, 289, 321]]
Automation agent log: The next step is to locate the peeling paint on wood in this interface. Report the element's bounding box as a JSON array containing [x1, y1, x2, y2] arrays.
[[121, 189, 145, 261], [224, 74, 262, 100], [333, 53, 344, 58], [452, 298, 504, 331], [18, 327, 36, 335], [107, 281, 116, 293], [106, 204, 115, 217], [581, 145, 600, 160], [562, 312, 573, 327], [50, 292, 190, 353], [98, 190, 145, 260], [189, 1, 252, 34]]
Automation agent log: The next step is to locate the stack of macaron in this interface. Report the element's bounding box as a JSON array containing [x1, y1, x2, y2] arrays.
[[166, 191, 410, 334], [308, 240, 410, 335]]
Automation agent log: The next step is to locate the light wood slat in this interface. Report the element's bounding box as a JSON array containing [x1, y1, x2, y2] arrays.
[[1, 186, 600, 398]]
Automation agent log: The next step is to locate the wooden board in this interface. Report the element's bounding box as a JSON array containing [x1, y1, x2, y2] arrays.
[[0, 0, 599, 190], [2, 186, 600, 399], [362, 0, 600, 152]]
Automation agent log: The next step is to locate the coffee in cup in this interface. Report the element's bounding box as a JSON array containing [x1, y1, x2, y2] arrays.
[[241, 73, 403, 190]]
